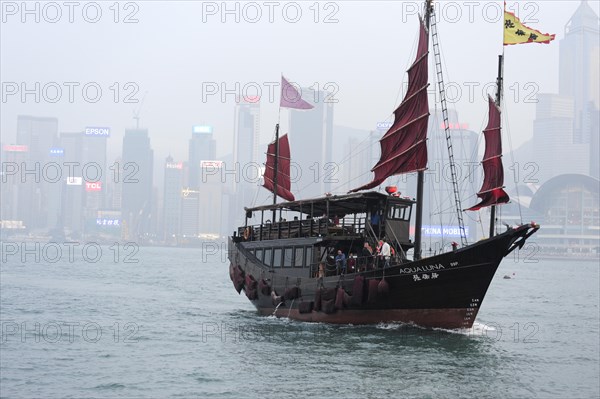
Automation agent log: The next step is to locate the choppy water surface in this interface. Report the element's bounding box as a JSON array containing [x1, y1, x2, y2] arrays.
[[1, 246, 598, 398]]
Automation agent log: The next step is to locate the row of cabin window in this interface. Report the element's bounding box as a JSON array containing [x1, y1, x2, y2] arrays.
[[252, 246, 313, 268]]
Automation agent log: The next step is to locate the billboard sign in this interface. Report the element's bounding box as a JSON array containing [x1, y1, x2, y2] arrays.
[[85, 127, 110, 137]]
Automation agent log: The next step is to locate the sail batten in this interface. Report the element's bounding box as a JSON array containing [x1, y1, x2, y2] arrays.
[[350, 19, 430, 193], [263, 134, 295, 202], [467, 96, 509, 211]]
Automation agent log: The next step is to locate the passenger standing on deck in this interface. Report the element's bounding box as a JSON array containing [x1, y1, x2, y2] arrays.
[[335, 249, 347, 274], [381, 240, 391, 268], [317, 262, 326, 279]]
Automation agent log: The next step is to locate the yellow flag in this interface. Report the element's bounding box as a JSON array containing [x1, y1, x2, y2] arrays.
[[503, 10, 555, 46]]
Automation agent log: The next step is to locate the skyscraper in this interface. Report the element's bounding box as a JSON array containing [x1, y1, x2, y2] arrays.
[[188, 125, 216, 189], [162, 156, 183, 242], [59, 132, 85, 235], [288, 88, 334, 199], [15, 115, 60, 230], [198, 160, 223, 236], [121, 128, 154, 238], [234, 98, 260, 175], [533, 1, 600, 183], [231, 98, 261, 227], [559, 0, 600, 144], [81, 127, 109, 231], [0, 144, 29, 230]]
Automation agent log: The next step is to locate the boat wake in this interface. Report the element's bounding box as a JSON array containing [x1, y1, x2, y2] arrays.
[[434, 321, 498, 338]]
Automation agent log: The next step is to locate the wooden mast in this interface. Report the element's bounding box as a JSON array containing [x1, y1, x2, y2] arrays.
[[272, 123, 280, 223], [489, 54, 503, 237], [414, 0, 433, 260]]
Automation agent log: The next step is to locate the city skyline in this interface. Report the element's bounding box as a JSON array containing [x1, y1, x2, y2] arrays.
[[1, 1, 598, 246]]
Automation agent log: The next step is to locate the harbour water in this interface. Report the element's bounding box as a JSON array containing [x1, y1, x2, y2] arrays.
[[1, 245, 598, 398]]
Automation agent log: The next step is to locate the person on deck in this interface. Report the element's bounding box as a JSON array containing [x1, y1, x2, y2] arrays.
[[376, 239, 391, 268], [335, 249, 347, 274], [380, 240, 391, 268]]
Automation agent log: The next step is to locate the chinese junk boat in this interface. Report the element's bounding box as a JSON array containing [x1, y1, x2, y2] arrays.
[[228, 1, 545, 329]]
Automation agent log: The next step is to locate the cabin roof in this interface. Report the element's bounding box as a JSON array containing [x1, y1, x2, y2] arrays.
[[245, 191, 415, 217]]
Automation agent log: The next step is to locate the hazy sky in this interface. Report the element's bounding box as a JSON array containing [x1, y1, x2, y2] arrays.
[[2, 1, 598, 165]]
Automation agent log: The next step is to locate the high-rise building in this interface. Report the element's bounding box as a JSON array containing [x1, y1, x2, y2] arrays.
[[234, 98, 260, 176], [59, 132, 85, 234], [288, 88, 334, 199], [188, 125, 216, 189], [231, 98, 261, 228], [559, 0, 600, 143], [532, 1, 600, 184], [162, 156, 183, 242], [558, 0, 600, 178], [122, 128, 154, 238], [0, 144, 29, 231], [15, 115, 60, 230], [79, 127, 109, 234], [198, 160, 223, 236], [180, 188, 199, 238]]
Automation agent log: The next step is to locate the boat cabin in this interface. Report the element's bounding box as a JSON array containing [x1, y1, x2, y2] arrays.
[[232, 192, 415, 277]]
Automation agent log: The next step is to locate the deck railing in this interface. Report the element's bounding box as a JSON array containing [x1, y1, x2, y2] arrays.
[[237, 216, 368, 242]]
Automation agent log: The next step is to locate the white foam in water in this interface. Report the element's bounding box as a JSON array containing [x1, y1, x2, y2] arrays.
[[433, 321, 498, 338], [376, 322, 402, 330], [375, 321, 423, 330]]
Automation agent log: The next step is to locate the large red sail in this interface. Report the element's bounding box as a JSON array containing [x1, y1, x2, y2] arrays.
[[350, 19, 430, 193], [263, 134, 295, 202], [467, 96, 509, 211]]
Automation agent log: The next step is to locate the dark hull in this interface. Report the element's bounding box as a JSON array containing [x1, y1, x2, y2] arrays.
[[228, 225, 538, 329]]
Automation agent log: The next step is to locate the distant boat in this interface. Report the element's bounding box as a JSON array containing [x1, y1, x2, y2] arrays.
[[228, 0, 540, 329]]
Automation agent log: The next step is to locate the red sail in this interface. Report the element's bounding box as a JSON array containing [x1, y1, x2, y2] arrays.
[[467, 96, 509, 211], [263, 134, 295, 202], [350, 19, 430, 193]]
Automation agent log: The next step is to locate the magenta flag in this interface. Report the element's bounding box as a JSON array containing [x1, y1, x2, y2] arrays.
[[280, 76, 314, 110]]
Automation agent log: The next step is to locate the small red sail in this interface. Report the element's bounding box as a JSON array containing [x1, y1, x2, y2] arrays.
[[467, 96, 509, 211], [263, 134, 295, 202], [350, 19, 430, 193]]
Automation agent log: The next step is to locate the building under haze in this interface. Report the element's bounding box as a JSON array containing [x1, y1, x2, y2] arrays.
[[288, 88, 334, 199], [188, 125, 216, 189], [81, 127, 109, 235], [197, 160, 223, 237], [162, 156, 183, 243], [533, 0, 600, 183], [121, 128, 154, 239], [0, 144, 29, 234], [14, 115, 60, 231], [59, 132, 85, 235], [231, 98, 261, 228]]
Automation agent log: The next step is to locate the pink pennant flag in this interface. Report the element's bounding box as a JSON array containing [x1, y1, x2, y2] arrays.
[[280, 76, 314, 110]]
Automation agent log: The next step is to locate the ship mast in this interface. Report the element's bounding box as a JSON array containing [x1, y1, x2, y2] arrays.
[[272, 123, 280, 223], [489, 54, 504, 237], [414, 0, 434, 260]]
